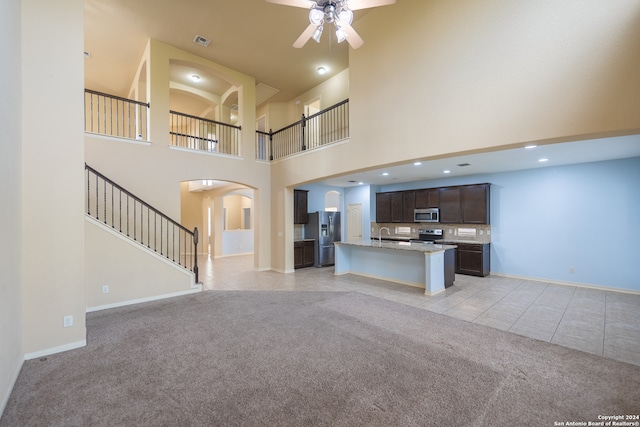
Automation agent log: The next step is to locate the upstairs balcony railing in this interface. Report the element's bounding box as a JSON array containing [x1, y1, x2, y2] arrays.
[[170, 110, 241, 156], [84, 89, 149, 140], [85, 164, 199, 281], [256, 99, 349, 161]]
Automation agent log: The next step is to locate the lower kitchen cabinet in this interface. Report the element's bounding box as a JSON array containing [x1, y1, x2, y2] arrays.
[[455, 243, 490, 277], [294, 240, 315, 269]]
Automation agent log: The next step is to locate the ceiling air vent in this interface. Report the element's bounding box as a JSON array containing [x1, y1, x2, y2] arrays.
[[457, 163, 471, 167], [193, 35, 210, 47]]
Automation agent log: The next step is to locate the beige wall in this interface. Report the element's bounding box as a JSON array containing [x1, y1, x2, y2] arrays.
[[269, 0, 640, 271], [85, 219, 198, 311], [0, 0, 23, 413], [20, 0, 87, 358], [256, 69, 350, 132], [86, 40, 271, 271]]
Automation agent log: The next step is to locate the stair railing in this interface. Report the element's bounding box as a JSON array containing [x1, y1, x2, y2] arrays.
[[85, 164, 198, 282]]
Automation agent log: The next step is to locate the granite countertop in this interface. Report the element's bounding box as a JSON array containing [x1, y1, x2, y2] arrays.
[[338, 239, 457, 253], [294, 239, 316, 242]]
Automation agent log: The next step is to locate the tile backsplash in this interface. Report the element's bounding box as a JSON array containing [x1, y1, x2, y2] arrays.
[[371, 222, 492, 243]]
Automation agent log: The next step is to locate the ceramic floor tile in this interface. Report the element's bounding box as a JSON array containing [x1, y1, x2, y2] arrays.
[[603, 335, 640, 365], [551, 333, 604, 356], [518, 305, 566, 324], [508, 321, 557, 342], [473, 316, 515, 331]]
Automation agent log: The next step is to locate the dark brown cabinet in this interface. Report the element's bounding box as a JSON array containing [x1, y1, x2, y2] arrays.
[[439, 184, 490, 224], [461, 184, 490, 224], [455, 243, 490, 277], [376, 192, 391, 223], [439, 187, 462, 223], [294, 240, 315, 269], [376, 183, 489, 224], [294, 190, 308, 224], [390, 192, 404, 223], [415, 189, 439, 208], [402, 191, 416, 223]]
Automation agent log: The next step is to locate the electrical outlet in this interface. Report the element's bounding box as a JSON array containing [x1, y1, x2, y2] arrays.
[[102, 285, 109, 294], [63, 315, 73, 328]]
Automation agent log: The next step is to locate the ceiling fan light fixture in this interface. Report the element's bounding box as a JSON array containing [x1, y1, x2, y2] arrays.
[[335, 25, 347, 43], [337, 9, 353, 25], [312, 25, 323, 43], [309, 8, 324, 25]]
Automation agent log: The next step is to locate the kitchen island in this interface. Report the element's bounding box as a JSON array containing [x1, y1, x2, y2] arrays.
[[334, 240, 457, 295]]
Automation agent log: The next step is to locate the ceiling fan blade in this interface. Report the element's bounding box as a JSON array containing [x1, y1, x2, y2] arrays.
[[293, 23, 318, 48], [265, 0, 316, 8], [347, 0, 396, 11], [340, 22, 364, 49]]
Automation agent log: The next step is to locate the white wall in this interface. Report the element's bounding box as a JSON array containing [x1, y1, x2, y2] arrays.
[[0, 0, 23, 414], [21, 0, 87, 358], [221, 230, 254, 257], [85, 219, 199, 311], [375, 157, 640, 292]]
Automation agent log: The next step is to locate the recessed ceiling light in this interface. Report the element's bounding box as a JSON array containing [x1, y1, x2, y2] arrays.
[[317, 66, 327, 75], [191, 75, 201, 82], [413, 162, 422, 166], [443, 170, 451, 174], [382, 172, 389, 176], [358, 182, 364, 185], [538, 158, 549, 162], [525, 145, 537, 149], [83, 51, 91, 59]]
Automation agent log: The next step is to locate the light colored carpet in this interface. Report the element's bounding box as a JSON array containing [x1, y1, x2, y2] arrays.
[[2, 290, 639, 426]]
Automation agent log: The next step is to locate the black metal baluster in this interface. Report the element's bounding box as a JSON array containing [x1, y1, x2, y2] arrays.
[[133, 200, 136, 241], [103, 178, 107, 224]]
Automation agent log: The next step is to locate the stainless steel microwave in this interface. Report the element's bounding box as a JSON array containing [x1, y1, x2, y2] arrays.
[[414, 208, 439, 223]]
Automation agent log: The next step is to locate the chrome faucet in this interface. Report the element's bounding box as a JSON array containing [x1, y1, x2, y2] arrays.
[[378, 227, 390, 243]]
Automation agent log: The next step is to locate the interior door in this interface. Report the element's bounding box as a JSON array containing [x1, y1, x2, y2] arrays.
[[347, 203, 363, 241]]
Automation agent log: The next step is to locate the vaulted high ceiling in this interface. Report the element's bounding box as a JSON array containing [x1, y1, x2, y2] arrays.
[[84, 0, 357, 105]]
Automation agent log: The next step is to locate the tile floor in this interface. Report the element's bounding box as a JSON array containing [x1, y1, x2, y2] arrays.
[[200, 254, 640, 367]]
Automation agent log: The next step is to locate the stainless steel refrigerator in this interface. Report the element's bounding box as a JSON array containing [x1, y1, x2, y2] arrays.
[[306, 211, 341, 267]]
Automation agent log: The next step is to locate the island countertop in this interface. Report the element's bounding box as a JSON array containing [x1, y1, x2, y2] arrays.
[[336, 239, 457, 253]]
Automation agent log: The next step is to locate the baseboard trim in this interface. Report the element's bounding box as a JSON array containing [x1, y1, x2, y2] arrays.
[[214, 252, 254, 259], [1, 358, 24, 417], [86, 286, 202, 313], [491, 272, 640, 295], [24, 340, 87, 361]]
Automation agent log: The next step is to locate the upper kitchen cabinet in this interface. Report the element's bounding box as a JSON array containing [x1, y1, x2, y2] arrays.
[[415, 189, 440, 209], [294, 189, 308, 224], [390, 191, 404, 223], [402, 191, 416, 223], [376, 192, 391, 223], [462, 184, 490, 224], [439, 187, 463, 223], [439, 184, 490, 224]]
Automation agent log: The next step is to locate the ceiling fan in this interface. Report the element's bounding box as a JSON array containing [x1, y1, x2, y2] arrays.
[[266, 0, 396, 49]]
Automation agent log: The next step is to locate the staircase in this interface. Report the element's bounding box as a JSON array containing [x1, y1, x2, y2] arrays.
[[84, 164, 199, 282]]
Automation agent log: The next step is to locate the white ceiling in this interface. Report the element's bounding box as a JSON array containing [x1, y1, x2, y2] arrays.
[[84, 0, 353, 104], [318, 134, 640, 187]]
